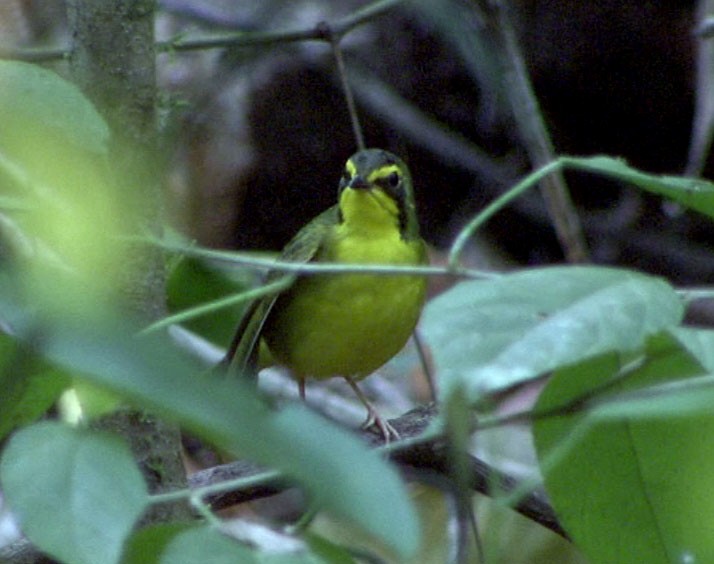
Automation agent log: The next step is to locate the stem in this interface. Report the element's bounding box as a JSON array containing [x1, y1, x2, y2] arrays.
[[141, 276, 293, 334], [448, 159, 563, 268]]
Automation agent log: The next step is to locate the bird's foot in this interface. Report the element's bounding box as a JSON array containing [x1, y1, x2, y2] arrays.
[[344, 376, 400, 443], [361, 405, 400, 444]]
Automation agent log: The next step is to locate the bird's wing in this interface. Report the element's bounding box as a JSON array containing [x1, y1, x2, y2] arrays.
[[222, 206, 339, 377]]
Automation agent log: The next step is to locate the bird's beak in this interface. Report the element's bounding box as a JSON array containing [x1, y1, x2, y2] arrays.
[[348, 175, 370, 190]]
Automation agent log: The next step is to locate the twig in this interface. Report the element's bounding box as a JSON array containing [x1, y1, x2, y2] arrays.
[[0, 46, 67, 62], [150, 235, 498, 279], [448, 160, 562, 267], [141, 276, 293, 334], [474, 1, 588, 263], [686, 0, 714, 176], [0, 0, 406, 62], [318, 22, 365, 150], [347, 64, 514, 184], [161, 0, 403, 52], [413, 330, 437, 401]]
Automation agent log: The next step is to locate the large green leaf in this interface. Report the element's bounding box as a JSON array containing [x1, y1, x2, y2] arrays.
[[533, 333, 714, 562], [24, 316, 419, 559], [0, 422, 148, 564], [421, 266, 683, 400]]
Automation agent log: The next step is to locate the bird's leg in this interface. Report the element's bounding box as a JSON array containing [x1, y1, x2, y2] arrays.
[[298, 377, 306, 400], [344, 376, 400, 443]]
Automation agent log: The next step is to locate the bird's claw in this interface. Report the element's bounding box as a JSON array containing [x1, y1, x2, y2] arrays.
[[361, 406, 400, 444]]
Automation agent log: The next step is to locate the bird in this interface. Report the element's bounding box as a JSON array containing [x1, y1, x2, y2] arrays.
[[224, 148, 428, 442]]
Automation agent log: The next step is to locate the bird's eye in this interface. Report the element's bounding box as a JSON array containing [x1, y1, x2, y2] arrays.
[[387, 172, 400, 188]]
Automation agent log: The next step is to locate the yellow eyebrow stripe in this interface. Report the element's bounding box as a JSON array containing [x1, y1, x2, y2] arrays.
[[345, 159, 357, 177], [367, 164, 400, 183]]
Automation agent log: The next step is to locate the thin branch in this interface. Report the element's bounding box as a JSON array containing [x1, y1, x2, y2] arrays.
[[158, 461, 285, 508], [150, 236, 498, 279], [141, 276, 293, 334], [0, 0, 407, 62], [448, 159, 562, 267], [471, 351, 695, 432], [185, 404, 568, 539], [679, 287, 714, 302], [321, 22, 366, 151], [0, 45, 67, 62], [347, 64, 514, 184], [474, 1, 588, 263], [160, 28, 321, 53], [413, 330, 437, 401], [686, 0, 714, 176]]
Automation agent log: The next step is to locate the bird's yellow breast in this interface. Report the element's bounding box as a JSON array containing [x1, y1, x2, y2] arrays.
[[263, 221, 427, 380]]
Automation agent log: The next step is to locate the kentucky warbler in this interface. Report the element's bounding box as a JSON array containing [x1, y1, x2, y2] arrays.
[[225, 149, 428, 441]]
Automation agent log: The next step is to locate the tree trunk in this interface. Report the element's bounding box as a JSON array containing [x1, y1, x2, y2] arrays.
[[66, 0, 190, 524]]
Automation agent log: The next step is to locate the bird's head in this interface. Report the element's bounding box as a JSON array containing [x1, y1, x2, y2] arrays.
[[338, 149, 419, 240]]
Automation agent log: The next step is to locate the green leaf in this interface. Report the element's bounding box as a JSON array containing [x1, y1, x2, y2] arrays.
[[0, 332, 70, 441], [269, 406, 419, 555], [160, 524, 341, 564], [304, 534, 357, 563], [533, 334, 714, 562], [564, 155, 714, 220], [0, 421, 148, 564], [166, 256, 257, 347], [159, 527, 257, 564], [123, 524, 200, 564], [421, 266, 683, 400], [0, 63, 122, 312], [30, 316, 419, 559], [0, 61, 109, 155], [671, 326, 714, 372], [591, 328, 714, 419]]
